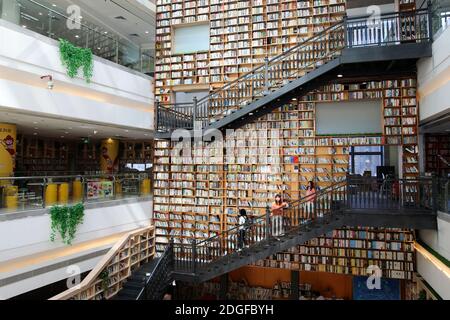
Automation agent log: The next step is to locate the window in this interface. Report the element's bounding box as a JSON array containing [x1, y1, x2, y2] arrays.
[[173, 24, 209, 54], [350, 146, 384, 176]]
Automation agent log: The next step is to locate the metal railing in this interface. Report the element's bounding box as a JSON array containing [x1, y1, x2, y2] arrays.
[[137, 240, 174, 300], [430, 0, 450, 34], [172, 181, 348, 274], [167, 176, 438, 275], [156, 9, 432, 134], [347, 176, 435, 211], [0, 0, 154, 74], [0, 172, 151, 214]]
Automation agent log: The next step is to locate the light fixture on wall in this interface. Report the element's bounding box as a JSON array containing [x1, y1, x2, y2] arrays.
[[40, 75, 54, 90]]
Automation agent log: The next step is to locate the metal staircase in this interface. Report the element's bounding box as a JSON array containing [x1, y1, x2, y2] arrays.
[[134, 176, 438, 299], [156, 9, 432, 139]]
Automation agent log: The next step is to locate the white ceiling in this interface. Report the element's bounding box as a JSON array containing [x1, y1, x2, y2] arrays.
[[0, 110, 153, 141], [28, 0, 156, 47]]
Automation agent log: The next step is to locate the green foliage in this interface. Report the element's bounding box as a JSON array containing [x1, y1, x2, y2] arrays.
[[100, 270, 110, 291], [50, 203, 85, 245], [59, 39, 94, 83]]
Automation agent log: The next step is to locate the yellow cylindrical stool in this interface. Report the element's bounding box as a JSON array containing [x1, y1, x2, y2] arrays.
[[72, 180, 83, 202], [58, 183, 69, 205], [141, 178, 151, 196], [115, 181, 122, 198], [4, 185, 18, 209], [45, 184, 58, 207]]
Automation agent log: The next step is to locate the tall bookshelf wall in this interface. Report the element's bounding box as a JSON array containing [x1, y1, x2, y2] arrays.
[[253, 227, 416, 280], [153, 77, 419, 278], [155, 0, 346, 103]]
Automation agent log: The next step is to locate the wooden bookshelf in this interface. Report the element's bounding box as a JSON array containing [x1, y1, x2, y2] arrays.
[[253, 227, 415, 280], [153, 77, 420, 277], [155, 0, 346, 103], [425, 134, 450, 177], [50, 226, 156, 300]]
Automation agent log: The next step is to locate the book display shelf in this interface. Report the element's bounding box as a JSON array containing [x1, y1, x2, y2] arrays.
[[51, 227, 156, 300], [155, 0, 346, 103], [254, 227, 415, 280], [153, 77, 420, 277], [425, 134, 450, 177]]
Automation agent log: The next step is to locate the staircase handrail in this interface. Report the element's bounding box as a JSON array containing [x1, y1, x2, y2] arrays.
[[158, 7, 430, 110], [195, 180, 346, 249], [49, 226, 155, 300]]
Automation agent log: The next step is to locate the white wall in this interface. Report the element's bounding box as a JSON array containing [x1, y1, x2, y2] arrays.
[[0, 200, 152, 263], [0, 250, 102, 300], [0, 19, 154, 130], [417, 213, 450, 300], [418, 26, 450, 122], [0, 78, 153, 130], [419, 213, 450, 261], [416, 247, 450, 300]]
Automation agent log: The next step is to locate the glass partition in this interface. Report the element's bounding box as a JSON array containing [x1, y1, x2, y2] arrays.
[[0, 173, 152, 215], [0, 0, 154, 75]]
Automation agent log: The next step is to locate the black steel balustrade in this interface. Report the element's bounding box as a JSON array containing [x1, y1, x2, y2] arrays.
[[137, 177, 439, 298], [156, 9, 432, 134], [171, 181, 348, 274], [138, 241, 174, 300]]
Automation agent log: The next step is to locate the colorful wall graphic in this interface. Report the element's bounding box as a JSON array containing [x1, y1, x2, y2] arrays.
[[0, 123, 17, 180], [100, 139, 119, 173]]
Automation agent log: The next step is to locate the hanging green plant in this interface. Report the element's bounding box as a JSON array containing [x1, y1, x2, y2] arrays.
[[59, 39, 94, 83], [50, 203, 85, 245]]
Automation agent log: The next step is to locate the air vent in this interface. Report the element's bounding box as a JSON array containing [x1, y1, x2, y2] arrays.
[[114, 16, 127, 20]]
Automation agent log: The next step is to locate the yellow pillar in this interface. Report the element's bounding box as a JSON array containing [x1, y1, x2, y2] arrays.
[[4, 185, 18, 209], [0, 123, 17, 182], [58, 183, 69, 205], [45, 183, 58, 207], [115, 181, 122, 197], [141, 178, 151, 196], [72, 180, 83, 202], [100, 139, 119, 174]]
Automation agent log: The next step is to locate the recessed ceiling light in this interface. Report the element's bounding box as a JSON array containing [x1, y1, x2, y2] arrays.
[[125, 130, 129, 133], [61, 136, 65, 138], [52, 4, 56, 7], [145, 31, 150, 34], [34, 127, 39, 130], [93, 130, 98, 135], [33, 132, 38, 135], [38, 12, 43, 15], [22, 25, 27, 28], [33, 122, 38, 124], [75, 35, 79, 38], [337, 74, 343, 78], [65, 132, 69, 134]]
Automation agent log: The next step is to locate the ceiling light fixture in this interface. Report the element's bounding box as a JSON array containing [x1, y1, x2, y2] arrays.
[[337, 74, 343, 78]]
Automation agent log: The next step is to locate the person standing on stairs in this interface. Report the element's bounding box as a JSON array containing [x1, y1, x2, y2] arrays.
[[237, 209, 248, 252], [305, 181, 317, 219], [271, 194, 289, 240]]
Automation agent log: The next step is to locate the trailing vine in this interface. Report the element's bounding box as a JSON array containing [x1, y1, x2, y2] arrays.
[[100, 270, 110, 292], [50, 203, 85, 245], [59, 39, 94, 83]]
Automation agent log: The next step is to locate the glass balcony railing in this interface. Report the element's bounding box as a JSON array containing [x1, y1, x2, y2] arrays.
[[0, 173, 152, 215], [0, 0, 154, 75]]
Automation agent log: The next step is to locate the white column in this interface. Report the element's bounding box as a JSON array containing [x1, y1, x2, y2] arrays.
[[1, 0, 20, 24]]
